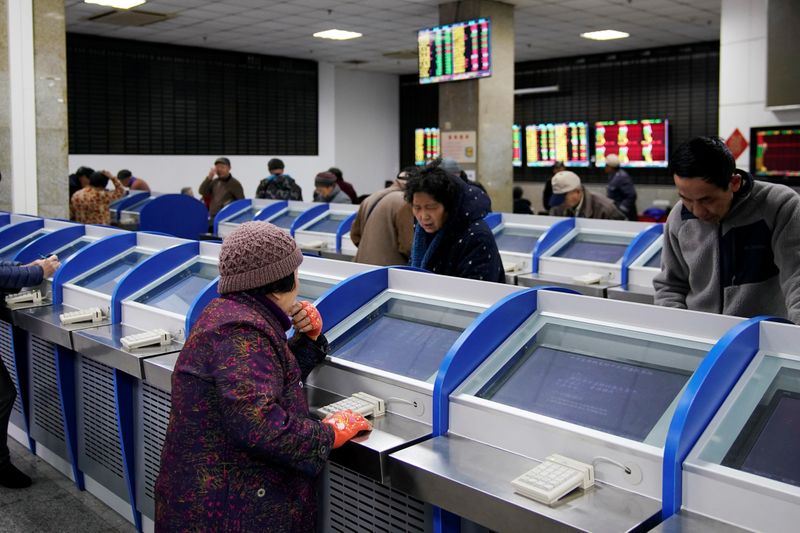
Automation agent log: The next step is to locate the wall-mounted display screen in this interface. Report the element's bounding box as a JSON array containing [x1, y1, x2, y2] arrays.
[[751, 126, 800, 178], [525, 122, 589, 167], [418, 18, 491, 84], [512, 124, 522, 167], [415, 127, 441, 165], [595, 119, 669, 168]]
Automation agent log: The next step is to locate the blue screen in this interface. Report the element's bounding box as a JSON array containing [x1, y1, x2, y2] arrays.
[[554, 241, 628, 263], [495, 230, 541, 254], [134, 261, 218, 315], [740, 393, 800, 486], [270, 212, 299, 229], [306, 215, 346, 234], [74, 251, 150, 295], [644, 250, 662, 268], [225, 208, 257, 225], [53, 240, 90, 262], [478, 346, 689, 441]]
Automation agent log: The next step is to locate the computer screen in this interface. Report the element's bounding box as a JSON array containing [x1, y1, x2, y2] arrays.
[[415, 128, 441, 165], [595, 119, 669, 168], [751, 126, 800, 179], [644, 249, 662, 269], [553, 234, 631, 264], [525, 122, 589, 167], [269, 210, 302, 229], [723, 389, 800, 487], [74, 251, 150, 295], [305, 213, 349, 234], [134, 261, 218, 316], [418, 18, 491, 85], [477, 345, 690, 441], [512, 125, 522, 167], [495, 228, 544, 254]]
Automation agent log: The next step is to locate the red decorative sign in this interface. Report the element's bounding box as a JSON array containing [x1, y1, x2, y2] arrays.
[[726, 128, 749, 160]]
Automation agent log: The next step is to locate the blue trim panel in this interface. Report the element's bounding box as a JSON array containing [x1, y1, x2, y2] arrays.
[[114, 369, 143, 531], [213, 198, 252, 234], [111, 242, 200, 323], [484, 212, 502, 231], [140, 194, 209, 240], [432, 286, 577, 437], [14, 225, 86, 263], [621, 224, 663, 289], [254, 200, 289, 222], [335, 213, 357, 253], [532, 218, 575, 274], [10, 323, 36, 452], [52, 233, 137, 305], [54, 344, 85, 490], [314, 267, 389, 333], [114, 192, 149, 221], [290, 204, 328, 237], [661, 316, 788, 518], [0, 213, 10, 227], [0, 219, 45, 249], [186, 277, 220, 334]]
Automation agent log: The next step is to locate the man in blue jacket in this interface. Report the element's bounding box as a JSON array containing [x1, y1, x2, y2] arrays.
[[604, 153, 638, 221], [654, 137, 800, 323], [0, 255, 59, 488]]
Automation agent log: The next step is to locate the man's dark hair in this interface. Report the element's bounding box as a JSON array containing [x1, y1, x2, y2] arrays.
[[513, 186, 523, 200], [268, 158, 284, 172], [670, 136, 735, 190], [404, 158, 459, 213], [89, 171, 109, 189], [328, 167, 343, 181], [247, 271, 296, 296], [117, 169, 132, 180], [76, 166, 94, 179]]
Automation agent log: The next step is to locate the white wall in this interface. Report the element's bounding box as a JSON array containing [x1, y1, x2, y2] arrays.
[[719, 0, 800, 171], [68, 63, 399, 200], [333, 68, 399, 198]]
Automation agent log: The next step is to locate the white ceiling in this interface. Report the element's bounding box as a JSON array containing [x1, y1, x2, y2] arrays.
[[64, 0, 721, 74]]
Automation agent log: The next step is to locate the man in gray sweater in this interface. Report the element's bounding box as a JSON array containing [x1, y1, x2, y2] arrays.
[[654, 137, 800, 324]]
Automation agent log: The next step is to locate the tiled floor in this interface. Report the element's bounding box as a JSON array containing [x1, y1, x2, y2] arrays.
[[0, 439, 136, 533]]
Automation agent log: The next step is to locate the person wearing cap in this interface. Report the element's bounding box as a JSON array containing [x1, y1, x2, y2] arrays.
[[255, 158, 303, 201], [70, 170, 126, 225], [350, 167, 416, 266], [155, 221, 371, 531], [405, 159, 504, 283], [199, 157, 245, 223], [327, 167, 358, 203], [548, 170, 625, 220], [604, 154, 638, 221], [542, 161, 565, 213], [654, 136, 800, 324], [313, 171, 351, 204], [116, 169, 151, 194]]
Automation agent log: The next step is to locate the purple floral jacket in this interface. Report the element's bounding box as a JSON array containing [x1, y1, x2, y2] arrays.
[[154, 291, 335, 532]]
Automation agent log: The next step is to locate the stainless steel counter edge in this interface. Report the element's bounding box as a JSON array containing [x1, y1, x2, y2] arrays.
[[650, 511, 750, 533], [387, 435, 662, 533], [517, 273, 619, 298], [12, 304, 113, 349]]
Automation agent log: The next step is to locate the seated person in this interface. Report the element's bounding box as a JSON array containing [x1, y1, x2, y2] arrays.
[[328, 167, 358, 203], [548, 171, 624, 220], [313, 172, 351, 204], [255, 158, 303, 201], [513, 186, 534, 214], [117, 169, 151, 193]]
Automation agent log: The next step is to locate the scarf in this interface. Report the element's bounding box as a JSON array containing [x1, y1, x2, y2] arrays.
[[409, 223, 443, 270]]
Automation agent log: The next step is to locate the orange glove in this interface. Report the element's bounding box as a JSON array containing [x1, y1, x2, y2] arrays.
[[321, 409, 372, 449], [299, 300, 323, 338]]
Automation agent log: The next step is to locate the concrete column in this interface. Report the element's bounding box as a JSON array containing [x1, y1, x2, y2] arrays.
[[0, 0, 68, 217], [438, 0, 514, 212]]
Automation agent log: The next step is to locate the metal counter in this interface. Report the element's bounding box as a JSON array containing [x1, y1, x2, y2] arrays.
[[650, 511, 749, 533], [607, 285, 655, 305], [12, 303, 111, 349], [517, 272, 618, 297], [388, 434, 662, 533]]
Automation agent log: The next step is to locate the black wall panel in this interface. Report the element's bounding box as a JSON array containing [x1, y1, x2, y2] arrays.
[[67, 33, 318, 156]]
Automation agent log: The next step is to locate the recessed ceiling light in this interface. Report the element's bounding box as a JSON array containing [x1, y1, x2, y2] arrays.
[[313, 29, 363, 41], [84, 0, 146, 8], [580, 30, 630, 41]]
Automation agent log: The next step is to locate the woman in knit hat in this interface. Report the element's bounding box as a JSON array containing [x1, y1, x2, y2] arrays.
[[154, 221, 371, 532]]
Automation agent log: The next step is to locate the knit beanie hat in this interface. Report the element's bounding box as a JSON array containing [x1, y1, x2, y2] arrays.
[[218, 221, 303, 294], [315, 172, 337, 187]]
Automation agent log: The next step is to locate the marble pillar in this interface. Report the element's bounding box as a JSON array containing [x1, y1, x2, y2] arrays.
[[438, 0, 514, 212], [0, 1, 10, 212]]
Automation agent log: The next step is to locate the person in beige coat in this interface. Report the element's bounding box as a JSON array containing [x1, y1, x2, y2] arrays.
[[350, 167, 416, 266]]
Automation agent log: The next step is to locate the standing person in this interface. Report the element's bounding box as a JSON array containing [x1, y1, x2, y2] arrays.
[[313, 172, 351, 204], [199, 157, 245, 223], [654, 136, 800, 323], [0, 255, 60, 488], [350, 167, 416, 266], [117, 169, 151, 194], [405, 160, 504, 283], [548, 170, 625, 220], [327, 167, 358, 203], [255, 158, 303, 201], [68, 166, 94, 202], [70, 170, 125, 225], [154, 222, 371, 531], [542, 161, 565, 212], [604, 154, 637, 221]]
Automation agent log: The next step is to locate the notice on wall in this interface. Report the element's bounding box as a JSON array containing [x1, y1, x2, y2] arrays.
[[725, 128, 749, 161], [441, 131, 477, 163]]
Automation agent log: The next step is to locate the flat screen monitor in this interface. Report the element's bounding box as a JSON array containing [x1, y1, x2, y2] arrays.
[[525, 122, 589, 167], [477, 345, 690, 441], [134, 261, 218, 316], [495, 227, 544, 254], [552, 233, 631, 264], [269, 210, 302, 230], [751, 126, 800, 179], [512, 125, 522, 167], [722, 389, 800, 487], [415, 128, 441, 165], [52, 239, 90, 262], [74, 251, 150, 295], [330, 298, 477, 382], [304, 213, 349, 234], [595, 119, 668, 168], [418, 18, 491, 85], [644, 249, 662, 269], [225, 207, 258, 225]]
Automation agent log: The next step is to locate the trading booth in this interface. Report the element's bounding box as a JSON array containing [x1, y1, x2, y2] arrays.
[[607, 233, 664, 305], [292, 203, 359, 260], [116, 193, 208, 239]]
